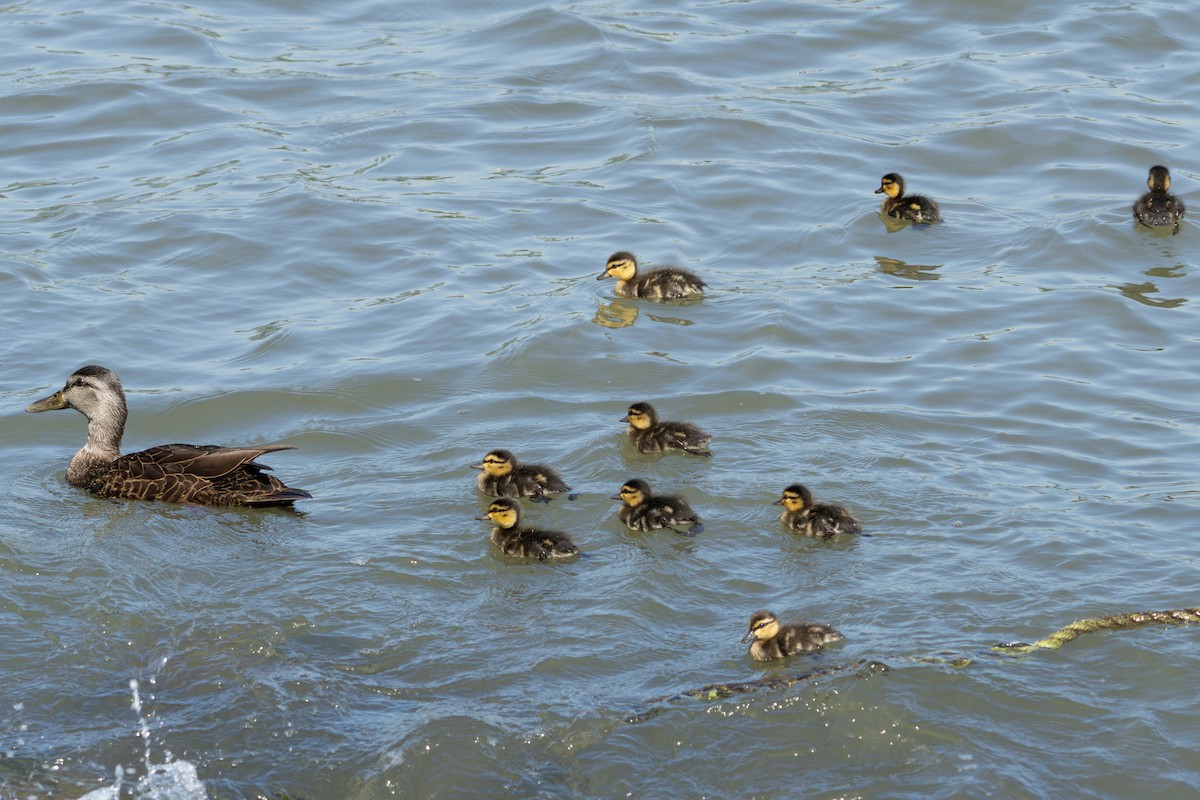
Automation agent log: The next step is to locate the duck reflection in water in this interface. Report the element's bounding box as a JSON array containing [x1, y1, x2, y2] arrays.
[[593, 299, 698, 329], [875, 256, 942, 281], [1116, 265, 1188, 309]]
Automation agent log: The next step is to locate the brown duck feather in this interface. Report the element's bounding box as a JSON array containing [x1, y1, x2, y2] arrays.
[[88, 444, 309, 505]]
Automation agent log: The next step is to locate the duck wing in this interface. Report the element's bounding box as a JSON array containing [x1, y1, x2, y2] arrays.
[[128, 443, 298, 478], [90, 444, 309, 506]]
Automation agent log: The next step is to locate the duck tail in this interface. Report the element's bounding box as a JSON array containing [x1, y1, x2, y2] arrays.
[[245, 487, 313, 506]]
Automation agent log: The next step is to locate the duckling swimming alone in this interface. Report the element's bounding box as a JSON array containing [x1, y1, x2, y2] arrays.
[[1133, 165, 1185, 234], [622, 402, 711, 456], [476, 497, 580, 560], [596, 251, 706, 301], [25, 365, 310, 506], [742, 610, 844, 662], [611, 478, 702, 535], [875, 173, 942, 224], [774, 483, 863, 538], [472, 449, 572, 502]]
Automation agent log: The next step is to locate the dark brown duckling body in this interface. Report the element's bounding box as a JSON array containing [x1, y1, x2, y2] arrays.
[[477, 498, 580, 560], [1133, 165, 1185, 234], [774, 484, 862, 538], [742, 610, 844, 662], [597, 251, 705, 301], [25, 365, 310, 507], [622, 402, 711, 456], [875, 173, 942, 224], [612, 478, 702, 535], [473, 449, 571, 502]]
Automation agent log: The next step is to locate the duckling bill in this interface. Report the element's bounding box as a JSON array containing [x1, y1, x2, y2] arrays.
[[742, 610, 843, 662], [611, 478, 702, 535], [1133, 165, 1185, 234], [875, 173, 941, 224], [25, 365, 310, 507], [477, 498, 580, 561], [621, 401, 711, 457], [774, 483, 863, 538], [472, 448, 572, 502], [597, 251, 706, 301]]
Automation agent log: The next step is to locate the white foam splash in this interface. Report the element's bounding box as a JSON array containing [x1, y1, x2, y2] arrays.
[[75, 680, 209, 800]]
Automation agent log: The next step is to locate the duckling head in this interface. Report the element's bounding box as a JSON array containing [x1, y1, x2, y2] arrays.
[[612, 478, 652, 507], [477, 497, 521, 529], [875, 173, 904, 199], [1147, 165, 1172, 193], [773, 484, 814, 514], [474, 449, 516, 477], [621, 402, 658, 430], [597, 251, 638, 283], [742, 610, 781, 644]]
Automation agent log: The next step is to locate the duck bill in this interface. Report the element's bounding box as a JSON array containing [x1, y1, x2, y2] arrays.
[[771, 498, 784, 506], [26, 390, 67, 413], [474, 513, 491, 521], [596, 271, 611, 281], [469, 463, 484, 470], [740, 631, 757, 644], [619, 415, 630, 422]]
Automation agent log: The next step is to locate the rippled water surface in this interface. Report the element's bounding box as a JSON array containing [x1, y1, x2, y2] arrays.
[[2, 0, 1199, 797]]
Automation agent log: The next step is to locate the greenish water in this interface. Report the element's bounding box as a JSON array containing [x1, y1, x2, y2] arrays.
[[2, 0, 1199, 797]]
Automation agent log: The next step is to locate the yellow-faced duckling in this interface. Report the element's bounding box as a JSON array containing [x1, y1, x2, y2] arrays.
[[476, 498, 580, 560], [472, 448, 573, 503], [875, 173, 942, 224], [25, 365, 310, 507], [1133, 165, 1185, 234], [611, 478, 703, 535], [774, 483, 863, 538], [596, 251, 706, 301], [622, 402, 712, 456], [742, 610, 844, 662]]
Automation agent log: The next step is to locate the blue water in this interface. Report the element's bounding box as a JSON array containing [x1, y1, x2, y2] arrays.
[[2, 0, 1199, 797]]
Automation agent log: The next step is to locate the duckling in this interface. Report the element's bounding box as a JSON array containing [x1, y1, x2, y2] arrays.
[[773, 483, 863, 538], [611, 478, 702, 535], [742, 610, 844, 662], [875, 173, 942, 224], [476, 498, 580, 560], [596, 251, 706, 301], [622, 402, 711, 456], [472, 449, 572, 502], [1133, 165, 1185, 234], [25, 365, 310, 506]]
